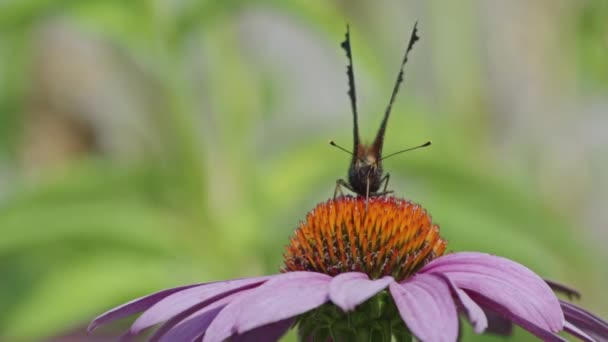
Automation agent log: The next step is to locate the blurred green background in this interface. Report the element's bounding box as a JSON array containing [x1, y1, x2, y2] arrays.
[[1, 0, 607, 341]]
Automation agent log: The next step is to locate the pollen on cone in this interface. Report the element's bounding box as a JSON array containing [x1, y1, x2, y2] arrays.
[[283, 196, 447, 281]]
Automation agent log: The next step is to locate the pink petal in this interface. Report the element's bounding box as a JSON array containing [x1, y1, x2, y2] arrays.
[[156, 306, 223, 342], [130, 276, 271, 335], [389, 273, 458, 342], [419, 252, 563, 333], [438, 274, 488, 333], [564, 321, 595, 342], [154, 291, 249, 342], [232, 318, 294, 342], [329, 273, 394, 312], [483, 308, 513, 336], [468, 292, 567, 342], [560, 300, 608, 339], [203, 272, 331, 342], [235, 272, 331, 333], [88, 283, 203, 333]]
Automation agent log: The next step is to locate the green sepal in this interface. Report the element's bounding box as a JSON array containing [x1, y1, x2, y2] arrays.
[[296, 290, 412, 342]]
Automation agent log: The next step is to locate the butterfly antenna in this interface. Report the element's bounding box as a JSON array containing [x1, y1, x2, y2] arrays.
[[380, 140, 431, 161], [373, 21, 420, 154], [341, 24, 360, 152], [330, 140, 369, 165], [329, 140, 354, 156]]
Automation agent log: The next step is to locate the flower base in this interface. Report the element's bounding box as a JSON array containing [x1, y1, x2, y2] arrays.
[[297, 291, 412, 342]]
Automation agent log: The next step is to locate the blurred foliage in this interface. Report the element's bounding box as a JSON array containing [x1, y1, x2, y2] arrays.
[[576, 0, 608, 89], [0, 0, 607, 341]]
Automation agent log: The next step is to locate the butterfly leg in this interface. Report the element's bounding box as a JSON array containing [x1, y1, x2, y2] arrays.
[[334, 179, 354, 199], [373, 173, 394, 196]]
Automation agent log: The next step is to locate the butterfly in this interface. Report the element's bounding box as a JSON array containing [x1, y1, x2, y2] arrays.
[[332, 22, 430, 204]]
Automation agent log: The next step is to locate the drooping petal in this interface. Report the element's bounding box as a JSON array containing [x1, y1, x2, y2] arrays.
[[419, 252, 563, 333], [156, 306, 223, 342], [234, 272, 331, 334], [232, 319, 294, 342], [449, 298, 516, 337], [203, 272, 331, 342], [561, 300, 608, 340], [88, 283, 203, 333], [483, 308, 514, 336], [154, 291, 250, 342], [389, 273, 458, 342], [467, 292, 567, 342], [564, 321, 596, 342], [130, 276, 272, 335], [437, 273, 487, 334], [329, 273, 394, 312]]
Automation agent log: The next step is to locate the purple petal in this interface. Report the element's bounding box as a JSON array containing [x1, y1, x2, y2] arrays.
[[564, 321, 596, 342], [234, 272, 331, 333], [88, 283, 203, 333], [204, 272, 331, 342], [545, 279, 581, 300], [389, 273, 458, 342], [232, 318, 294, 342], [329, 273, 394, 312], [117, 331, 135, 342], [155, 291, 249, 342], [468, 292, 567, 342], [437, 273, 487, 333], [419, 252, 563, 333], [157, 306, 223, 342], [560, 300, 608, 339], [130, 276, 272, 335], [483, 308, 514, 336]]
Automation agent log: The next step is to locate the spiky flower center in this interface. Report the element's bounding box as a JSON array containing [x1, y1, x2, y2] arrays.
[[283, 196, 446, 281]]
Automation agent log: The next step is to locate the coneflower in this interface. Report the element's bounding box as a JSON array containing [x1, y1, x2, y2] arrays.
[[89, 196, 608, 341]]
